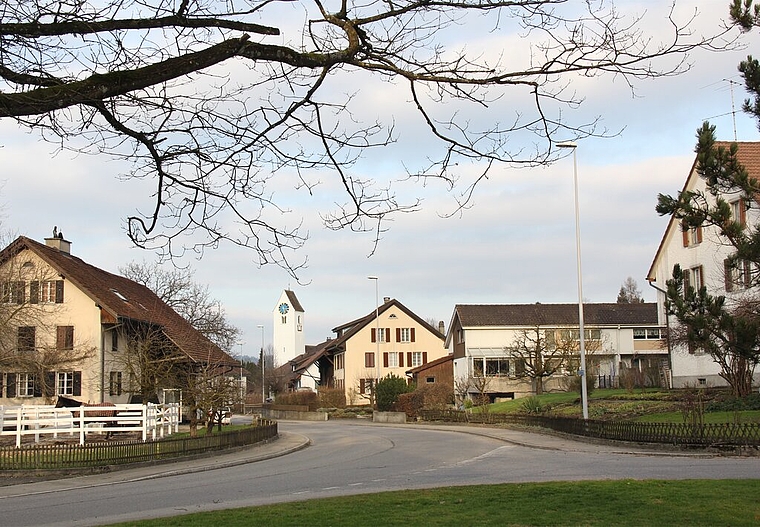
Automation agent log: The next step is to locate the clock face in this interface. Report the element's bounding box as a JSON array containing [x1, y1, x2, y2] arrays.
[[279, 303, 290, 315]]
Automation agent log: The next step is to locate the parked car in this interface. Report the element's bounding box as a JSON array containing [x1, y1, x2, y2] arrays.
[[208, 407, 232, 425]]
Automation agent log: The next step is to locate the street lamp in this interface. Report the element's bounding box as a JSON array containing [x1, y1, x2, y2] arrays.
[[237, 341, 245, 410], [557, 141, 589, 420], [368, 276, 380, 406], [257, 324, 265, 404]]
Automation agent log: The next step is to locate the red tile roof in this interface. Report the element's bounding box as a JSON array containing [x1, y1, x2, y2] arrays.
[[1, 236, 237, 366], [453, 303, 658, 327]]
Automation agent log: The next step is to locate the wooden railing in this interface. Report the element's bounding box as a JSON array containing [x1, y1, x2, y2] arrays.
[[0, 420, 278, 470], [419, 410, 760, 448], [0, 403, 181, 447]]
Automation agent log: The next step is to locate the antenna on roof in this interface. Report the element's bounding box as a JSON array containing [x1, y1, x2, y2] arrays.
[[701, 78, 741, 141]]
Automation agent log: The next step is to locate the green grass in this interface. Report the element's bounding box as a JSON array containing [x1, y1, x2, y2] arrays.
[[110, 479, 760, 526]]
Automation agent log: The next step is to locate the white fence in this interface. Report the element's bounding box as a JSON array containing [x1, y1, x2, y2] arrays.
[[0, 403, 181, 447]]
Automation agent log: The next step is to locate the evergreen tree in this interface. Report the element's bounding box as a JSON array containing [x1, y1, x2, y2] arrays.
[[654, 3, 760, 396]]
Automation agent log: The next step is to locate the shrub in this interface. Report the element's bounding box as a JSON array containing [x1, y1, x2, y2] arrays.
[[317, 386, 346, 409], [396, 390, 425, 418], [275, 390, 319, 411], [376, 374, 414, 411], [521, 396, 544, 414], [417, 382, 454, 410]]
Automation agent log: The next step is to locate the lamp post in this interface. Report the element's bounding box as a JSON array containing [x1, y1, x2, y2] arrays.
[[257, 324, 265, 404], [557, 141, 589, 420], [368, 276, 380, 406], [237, 341, 245, 410]]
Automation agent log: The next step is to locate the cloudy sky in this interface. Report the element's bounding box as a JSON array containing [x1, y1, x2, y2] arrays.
[[2, 0, 760, 358]]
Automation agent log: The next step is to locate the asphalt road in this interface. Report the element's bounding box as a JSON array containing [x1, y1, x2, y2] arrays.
[[0, 420, 758, 526]]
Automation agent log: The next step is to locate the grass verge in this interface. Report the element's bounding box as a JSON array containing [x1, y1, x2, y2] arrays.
[[110, 479, 760, 527]]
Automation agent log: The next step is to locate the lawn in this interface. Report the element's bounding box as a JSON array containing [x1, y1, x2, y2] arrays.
[[110, 479, 760, 526], [484, 388, 760, 423]]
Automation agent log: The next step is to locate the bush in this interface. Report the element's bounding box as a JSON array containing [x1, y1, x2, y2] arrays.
[[395, 390, 425, 418], [275, 390, 319, 411], [417, 382, 454, 410], [705, 392, 760, 412], [521, 396, 544, 414], [376, 374, 414, 411], [317, 386, 346, 409]]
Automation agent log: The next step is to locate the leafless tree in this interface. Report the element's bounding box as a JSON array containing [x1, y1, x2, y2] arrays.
[[120, 261, 240, 352], [0, 1, 735, 275], [507, 326, 577, 395], [617, 277, 645, 304], [453, 375, 472, 409]]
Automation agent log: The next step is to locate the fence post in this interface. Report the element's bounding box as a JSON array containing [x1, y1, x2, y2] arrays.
[[15, 406, 22, 448], [79, 406, 86, 445], [142, 404, 148, 442]]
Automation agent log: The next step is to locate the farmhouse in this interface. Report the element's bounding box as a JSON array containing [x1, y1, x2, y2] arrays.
[[0, 234, 239, 405]]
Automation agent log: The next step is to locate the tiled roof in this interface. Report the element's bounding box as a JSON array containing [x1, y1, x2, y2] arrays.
[[454, 303, 658, 327], [647, 141, 760, 281], [285, 290, 304, 312], [2, 236, 237, 366], [406, 353, 453, 375]]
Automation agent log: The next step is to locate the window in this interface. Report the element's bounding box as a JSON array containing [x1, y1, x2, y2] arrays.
[[109, 371, 123, 396], [684, 265, 704, 293], [335, 353, 344, 370], [398, 328, 415, 343], [473, 358, 484, 376], [17, 326, 35, 352], [56, 326, 74, 350], [359, 378, 375, 395], [457, 329, 464, 344], [2, 281, 25, 304], [411, 351, 423, 367], [485, 359, 510, 377], [387, 352, 398, 368], [681, 222, 703, 247], [364, 352, 375, 369], [371, 327, 390, 343], [17, 373, 35, 397], [725, 257, 753, 292], [730, 199, 747, 226], [111, 330, 118, 352], [633, 328, 663, 340], [57, 372, 74, 395], [426, 377, 436, 384]]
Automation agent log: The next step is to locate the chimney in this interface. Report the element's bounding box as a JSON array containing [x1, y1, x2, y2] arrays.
[[438, 321, 445, 334], [383, 296, 391, 303], [45, 226, 71, 254]]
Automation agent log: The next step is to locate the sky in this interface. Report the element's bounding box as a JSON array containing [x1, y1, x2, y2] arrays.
[[2, 0, 760, 360]]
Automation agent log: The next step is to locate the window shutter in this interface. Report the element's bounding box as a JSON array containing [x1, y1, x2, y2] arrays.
[[383, 352, 389, 368], [724, 259, 733, 292], [6, 373, 16, 397], [371, 328, 376, 343], [399, 352, 404, 367], [740, 200, 747, 224], [407, 352, 412, 367], [29, 281, 39, 304], [73, 372, 82, 397], [44, 371, 55, 397], [681, 222, 689, 247], [683, 270, 691, 293], [422, 352, 428, 364], [55, 280, 64, 303], [33, 375, 42, 397], [15, 281, 25, 304], [396, 328, 401, 342], [386, 328, 390, 342], [410, 328, 416, 342], [696, 226, 703, 244], [744, 261, 752, 287]]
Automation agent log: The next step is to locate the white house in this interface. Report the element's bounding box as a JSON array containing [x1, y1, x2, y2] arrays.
[[446, 303, 667, 400], [646, 141, 760, 389]]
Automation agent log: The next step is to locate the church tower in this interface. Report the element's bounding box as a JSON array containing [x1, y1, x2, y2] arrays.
[[272, 290, 305, 367]]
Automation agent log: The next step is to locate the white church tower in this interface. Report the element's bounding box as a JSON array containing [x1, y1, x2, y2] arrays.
[[272, 290, 305, 368]]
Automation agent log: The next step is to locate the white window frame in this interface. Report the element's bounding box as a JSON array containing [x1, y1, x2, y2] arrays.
[[17, 373, 34, 397], [411, 351, 423, 367], [57, 372, 74, 396], [388, 352, 399, 368], [399, 328, 411, 342]]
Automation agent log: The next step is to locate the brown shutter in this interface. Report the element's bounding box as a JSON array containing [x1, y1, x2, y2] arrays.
[[396, 328, 401, 342], [371, 328, 376, 343], [410, 328, 416, 342], [696, 226, 703, 244], [407, 352, 412, 367], [740, 200, 747, 225], [725, 259, 733, 292], [422, 352, 428, 364], [683, 270, 691, 293], [29, 281, 39, 304], [73, 372, 82, 397], [682, 222, 689, 247], [386, 328, 390, 342], [6, 373, 15, 398], [44, 371, 55, 397], [33, 375, 42, 397], [55, 280, 64, 303], [399, 352, 404, 367], [383, 352, 389, 368]]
